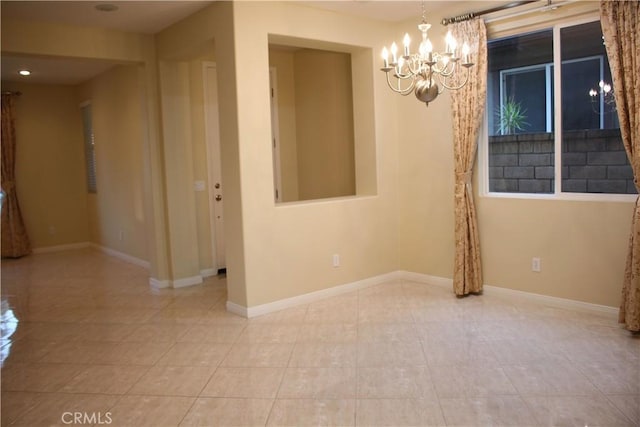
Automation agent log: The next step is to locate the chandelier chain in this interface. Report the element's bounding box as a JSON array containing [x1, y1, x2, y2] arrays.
[[379, 2, 475, 106]]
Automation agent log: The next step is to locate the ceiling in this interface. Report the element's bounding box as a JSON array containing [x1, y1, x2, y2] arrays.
[[1, 1, 215, 85], [0, 1, 214, 34], [304, 1, 455, 22], [1, 0, 503, 85]]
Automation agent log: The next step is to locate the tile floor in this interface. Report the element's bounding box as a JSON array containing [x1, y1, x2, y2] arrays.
[[1, 249, 638, 426]]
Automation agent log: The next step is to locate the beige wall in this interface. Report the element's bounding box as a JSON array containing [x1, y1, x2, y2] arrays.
[[77, 65, 148, 261], [294, 48, 356, 201], [398, 3, 633, 308], [477, 198, 631, 306], [230, 1, 393, 307], [268, 48, 299, 202], [2, 81, 89, 249]]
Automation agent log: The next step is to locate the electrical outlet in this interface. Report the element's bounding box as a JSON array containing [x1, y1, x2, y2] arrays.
[[332, 254, 340, 268], [532, 257, 541, 272], [48, 226, 56, 235]]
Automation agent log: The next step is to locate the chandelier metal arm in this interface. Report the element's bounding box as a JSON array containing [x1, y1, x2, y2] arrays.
[[437, 67, 471, 91], [385, 72, 416, 96], [428, 57, 457, 76]]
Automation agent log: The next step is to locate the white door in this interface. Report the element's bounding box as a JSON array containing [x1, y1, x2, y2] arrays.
[[204, 63, 225, 271]]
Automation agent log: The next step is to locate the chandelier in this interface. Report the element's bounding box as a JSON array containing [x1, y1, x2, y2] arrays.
[[380, 2, 474, 106], [588, 80, 616, 114]]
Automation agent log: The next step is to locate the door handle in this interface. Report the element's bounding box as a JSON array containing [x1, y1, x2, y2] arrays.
[[215, 195, 222, 201]]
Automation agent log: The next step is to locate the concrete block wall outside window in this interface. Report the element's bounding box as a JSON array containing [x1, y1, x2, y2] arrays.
[[489, 129, 636, 194]]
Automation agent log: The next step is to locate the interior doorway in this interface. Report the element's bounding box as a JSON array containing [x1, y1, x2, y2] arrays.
[[203, 62, 226, 273]]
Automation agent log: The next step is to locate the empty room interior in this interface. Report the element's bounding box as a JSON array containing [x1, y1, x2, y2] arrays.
[[1, 1, 638, 426]]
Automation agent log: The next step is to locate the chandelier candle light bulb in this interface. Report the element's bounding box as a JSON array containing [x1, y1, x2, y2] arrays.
[[382, 47, 389, 69], [403, 33, 411, 57], [380, 2, 475, 106], [445, 31, 456, 56]]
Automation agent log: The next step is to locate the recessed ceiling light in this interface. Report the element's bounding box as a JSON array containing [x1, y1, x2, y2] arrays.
[[18, 70, 31, 76], [95, 4, 118, 12]]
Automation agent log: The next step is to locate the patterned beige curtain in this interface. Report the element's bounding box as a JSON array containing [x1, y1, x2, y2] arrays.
[[450, 19, 487, 296], [1, 93, 31, 258], [600, 0, 640, 332]]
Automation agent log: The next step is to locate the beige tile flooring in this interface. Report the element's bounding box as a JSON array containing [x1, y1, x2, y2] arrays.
[[1, 249, 639, 426]]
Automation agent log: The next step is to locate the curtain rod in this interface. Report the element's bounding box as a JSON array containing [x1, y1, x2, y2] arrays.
[[441, 0, 538, 25], [1, 91, 22, 96]]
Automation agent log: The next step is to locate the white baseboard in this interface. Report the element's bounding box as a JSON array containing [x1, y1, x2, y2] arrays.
[[397, 271, 618, 317], [149, 278, 171, 289], [172, 275, 203, 288], [149, 276, 202, 289], [200, 268, 218, 278], [482, 283, 618, 317], [227, 269, 618, 319], [398, 271, 452, 289], [32, 242, 91, 254], [226, 301, 248, 318], [227, 271, 402, 318], [91, 244, 150, 270]]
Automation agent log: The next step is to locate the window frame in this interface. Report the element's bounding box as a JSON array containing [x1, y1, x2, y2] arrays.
[[479, 16, 636, 203], [562, 55, 607, 128], [499, 62, 553, 134]]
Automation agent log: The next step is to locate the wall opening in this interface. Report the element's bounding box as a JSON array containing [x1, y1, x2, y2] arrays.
[[268, 35, 377, 203]]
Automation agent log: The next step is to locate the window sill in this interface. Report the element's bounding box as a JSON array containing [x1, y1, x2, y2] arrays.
[[480, 191, 637, 203]]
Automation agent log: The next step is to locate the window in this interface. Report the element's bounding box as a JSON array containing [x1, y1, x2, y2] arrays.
[[486, 20, 633, 196], [81, 103, 97, 193]]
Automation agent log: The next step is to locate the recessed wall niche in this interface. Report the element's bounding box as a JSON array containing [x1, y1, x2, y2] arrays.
[[268, 36, 377, 203]]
